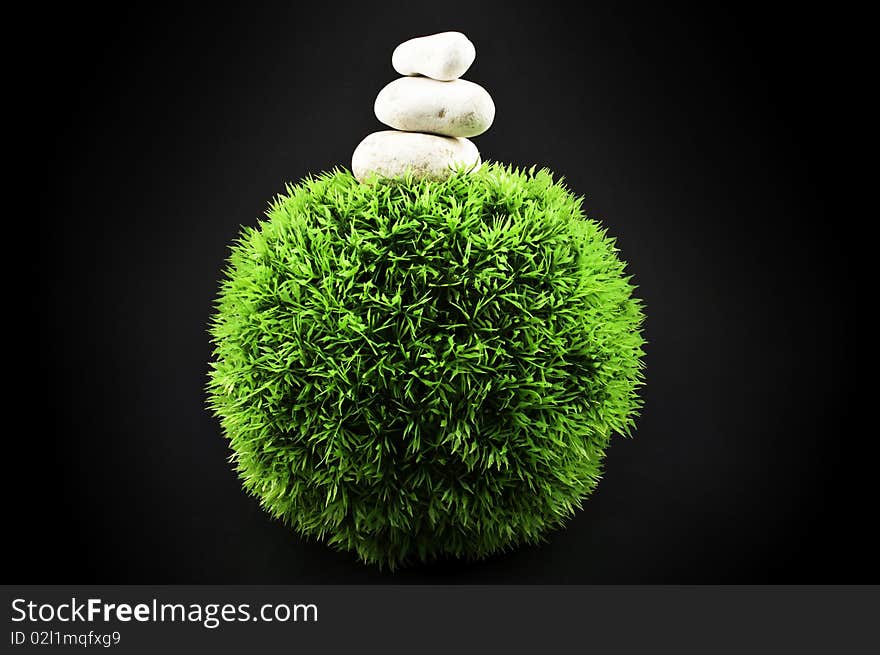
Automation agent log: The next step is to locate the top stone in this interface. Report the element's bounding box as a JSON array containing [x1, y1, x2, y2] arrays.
[[392, 31, 476, 81]]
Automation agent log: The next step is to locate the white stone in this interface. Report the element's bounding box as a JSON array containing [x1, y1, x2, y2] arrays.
[[392, 31, 476, 81], [374, 77, 495, 138], [351, 130, 481, 183]]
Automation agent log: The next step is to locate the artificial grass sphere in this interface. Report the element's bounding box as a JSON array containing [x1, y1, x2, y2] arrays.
[[208, 163, 645, 568]]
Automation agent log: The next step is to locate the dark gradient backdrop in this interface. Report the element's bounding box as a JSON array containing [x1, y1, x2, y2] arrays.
[[17, 1, 871, 583]]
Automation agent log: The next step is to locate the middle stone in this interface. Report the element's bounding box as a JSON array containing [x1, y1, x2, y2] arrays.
[[374, 77, 496, 138]]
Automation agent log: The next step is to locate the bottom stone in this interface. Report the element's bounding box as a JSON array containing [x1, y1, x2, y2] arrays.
[[352, 130, 481, 183]]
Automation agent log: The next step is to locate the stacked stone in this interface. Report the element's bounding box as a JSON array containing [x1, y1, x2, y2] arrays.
[[352, 32, 495, 183]]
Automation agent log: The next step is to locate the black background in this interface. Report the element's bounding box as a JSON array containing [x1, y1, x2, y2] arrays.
[[15, 1, 871, 583]]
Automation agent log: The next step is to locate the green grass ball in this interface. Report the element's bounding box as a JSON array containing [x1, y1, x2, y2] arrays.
[[208, 163, 645, 568]]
